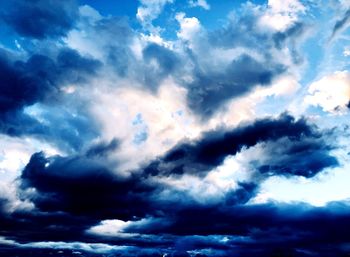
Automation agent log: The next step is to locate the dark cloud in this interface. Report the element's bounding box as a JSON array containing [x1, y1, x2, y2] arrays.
[[144, 114, 337, 178], [257, 137, 338, 178], [225, 182, 258, 205], [330, 9, 350, 40], [3, 201, 350, 256], [85, 138, 119, 158], [0, 48, 100, 115], [0, 48, 101, 150], [0, 53, 56, 114], [20, 152, 156, 220], [186, 55, 284, 117], [56, 48, 102, 83], [123, 202, 350, 256], [142, 43, 181, 90], [0, 111, 46, 137], [1, 0, 78, 39]]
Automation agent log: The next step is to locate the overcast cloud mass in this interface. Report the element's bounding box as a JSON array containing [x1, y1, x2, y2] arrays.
[[0, 0, 350, 256]]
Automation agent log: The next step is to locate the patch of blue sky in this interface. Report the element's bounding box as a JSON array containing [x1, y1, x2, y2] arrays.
[[0, 26, 21, 51], [133, 129, 148, 145], [132, 113, 148, 145], [254, 94, 295, 117], [132, 113, 144, 126]]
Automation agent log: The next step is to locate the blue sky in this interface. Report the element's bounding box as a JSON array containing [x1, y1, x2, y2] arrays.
[[0, 0, 350, 256]]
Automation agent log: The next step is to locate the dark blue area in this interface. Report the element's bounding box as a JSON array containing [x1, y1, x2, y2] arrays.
[[1, 0, 78, 39]]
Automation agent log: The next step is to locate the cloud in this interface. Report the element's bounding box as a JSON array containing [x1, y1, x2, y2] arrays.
[[1, 0, 78, 39], [3, 113, 335, 250], [305, 71, 350, 113], [259, 0, 306, 31], [142, 43, 181, 90], [20, 151, 156, 220], [189, 0, 210, 10], [122, 201, 350, 256], [186, 55, 285, 117], [254, 136, 338, 178], [176, 4, 306, 118], [85, 138, 119, 158], [144, 114, 337, 178], [0, 48, 101, 151], [137, 0, 173, 29], [67, 3, 307, 120], [0, 1, 349, 256], [330, 9, 350, 41], [0, 47, 100, 116]]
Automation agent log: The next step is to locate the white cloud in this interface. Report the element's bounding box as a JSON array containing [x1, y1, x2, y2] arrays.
[[340, 0, 350, 9], [86, 218, 157, 237], [304, 71, 350, 113], [87, 219, 131, 236], [344, 46, 350, 57], [0, 135, 60, 181], [137, 0, 173, 28], [253, 165, 350, 206], [259, 0, 306, 31], [189, 0, 210, 10], [8, 238, 129, 253], [0, 181, 34, 213], [0, 135, 60, 213], [89, 79, 202, 172], [176, 12, 202, 43]]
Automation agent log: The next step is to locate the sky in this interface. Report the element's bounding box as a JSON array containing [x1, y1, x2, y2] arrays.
[[0, 0, 350, 256]]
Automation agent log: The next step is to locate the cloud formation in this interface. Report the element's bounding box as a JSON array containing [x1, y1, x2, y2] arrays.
[[0, 0, 349, 256]]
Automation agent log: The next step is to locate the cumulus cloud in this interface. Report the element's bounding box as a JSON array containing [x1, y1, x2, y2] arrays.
[[305, 71, 350, 113]]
